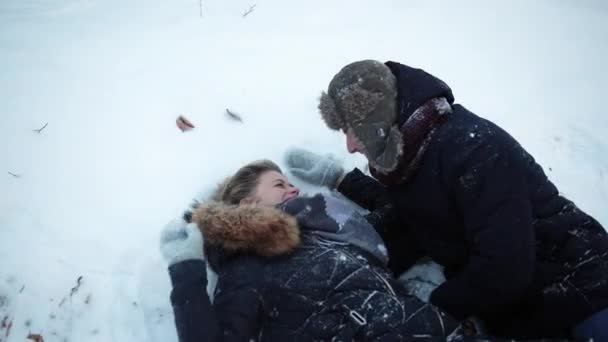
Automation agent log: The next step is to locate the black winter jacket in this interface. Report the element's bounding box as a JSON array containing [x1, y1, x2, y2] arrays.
[[169, 196, 462, 342], [337, 62, 608, 339]]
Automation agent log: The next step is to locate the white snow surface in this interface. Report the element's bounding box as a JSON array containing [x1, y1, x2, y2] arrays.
[[1, 0, 607, 341]]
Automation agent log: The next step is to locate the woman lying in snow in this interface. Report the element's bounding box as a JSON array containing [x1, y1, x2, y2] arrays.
[[160, 159, 478, 341]]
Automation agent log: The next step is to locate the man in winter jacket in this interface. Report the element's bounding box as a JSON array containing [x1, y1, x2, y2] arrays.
[[285, 60, 608, 340]]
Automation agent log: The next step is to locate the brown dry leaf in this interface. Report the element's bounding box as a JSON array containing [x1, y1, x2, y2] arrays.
[[27, 333, 44, 342], [176, 115, 195, 132]]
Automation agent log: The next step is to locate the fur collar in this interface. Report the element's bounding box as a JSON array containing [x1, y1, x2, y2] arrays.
[[191, 202, 301, 257]]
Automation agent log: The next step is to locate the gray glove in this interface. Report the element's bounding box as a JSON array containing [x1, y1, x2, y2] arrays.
[[399, 259, 445, 303], [160, 217, 205, 266], [401, 277, 439, 303], [285, 147, 345, 188]]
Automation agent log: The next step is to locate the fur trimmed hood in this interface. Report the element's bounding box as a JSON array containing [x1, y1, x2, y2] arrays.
[[191, 202, 301, 257]]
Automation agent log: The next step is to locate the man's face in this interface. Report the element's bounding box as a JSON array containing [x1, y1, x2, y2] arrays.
[[345, 128, 365, 155]]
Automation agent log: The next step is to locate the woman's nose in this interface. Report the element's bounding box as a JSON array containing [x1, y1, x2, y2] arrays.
[[288, 186, 300, 197]]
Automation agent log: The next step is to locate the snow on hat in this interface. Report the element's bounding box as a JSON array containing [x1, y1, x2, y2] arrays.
[[319, 60, 402, 172]]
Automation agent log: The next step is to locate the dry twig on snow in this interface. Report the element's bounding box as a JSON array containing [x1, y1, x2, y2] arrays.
[[1, 315, 13, 340], [242, 4, 256, 18], [70, 276, 83, 297], [225, 109, 244, 123], [58, 276, 84, 307], [27, 333, 44, 342], [33, 123, 48, 134]]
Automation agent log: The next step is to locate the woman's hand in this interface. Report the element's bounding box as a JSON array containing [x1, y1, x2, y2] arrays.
[[284, 147, 345, 188], [160, 217, 205, 266]]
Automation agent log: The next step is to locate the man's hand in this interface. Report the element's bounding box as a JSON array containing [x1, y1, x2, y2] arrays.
[[284, 147, 345, 188]]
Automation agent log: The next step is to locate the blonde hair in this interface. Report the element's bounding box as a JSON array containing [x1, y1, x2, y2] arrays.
[[216, 160, 282, 205]]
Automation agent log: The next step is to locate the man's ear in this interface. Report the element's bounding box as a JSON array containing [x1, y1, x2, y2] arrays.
[[239, 197, 258, 205]]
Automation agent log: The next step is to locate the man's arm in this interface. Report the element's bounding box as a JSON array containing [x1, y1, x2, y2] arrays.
[[338, 168, 391, 212], [339, 168, 425, 276], [430, 134, 535, 320]]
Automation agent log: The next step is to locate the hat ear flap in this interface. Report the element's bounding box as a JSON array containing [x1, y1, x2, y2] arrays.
[[367, 125, 403, 173], [338, 83, 384, 121], [318, 91, 343, 131]]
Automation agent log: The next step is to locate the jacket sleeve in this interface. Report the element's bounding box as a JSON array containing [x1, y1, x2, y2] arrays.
[[338, 168, 398, 233], [430, 132, 536, 320], [338, 168, 390, 211], [338, 168, 424, 276], [169, 259, 263, 342]]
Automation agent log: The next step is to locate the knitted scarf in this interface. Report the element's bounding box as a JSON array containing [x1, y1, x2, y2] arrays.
[[280, 193, 389, 266], [370, 97, 452, 186]]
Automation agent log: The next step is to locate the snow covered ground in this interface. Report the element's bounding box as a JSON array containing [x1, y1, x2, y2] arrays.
[[1, 0, 607, 340]]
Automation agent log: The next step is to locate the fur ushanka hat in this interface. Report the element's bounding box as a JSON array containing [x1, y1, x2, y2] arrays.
[[319, 60, 401, 172]]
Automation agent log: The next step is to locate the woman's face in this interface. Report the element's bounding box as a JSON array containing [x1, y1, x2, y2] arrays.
[[247, 171, 300, 206]]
